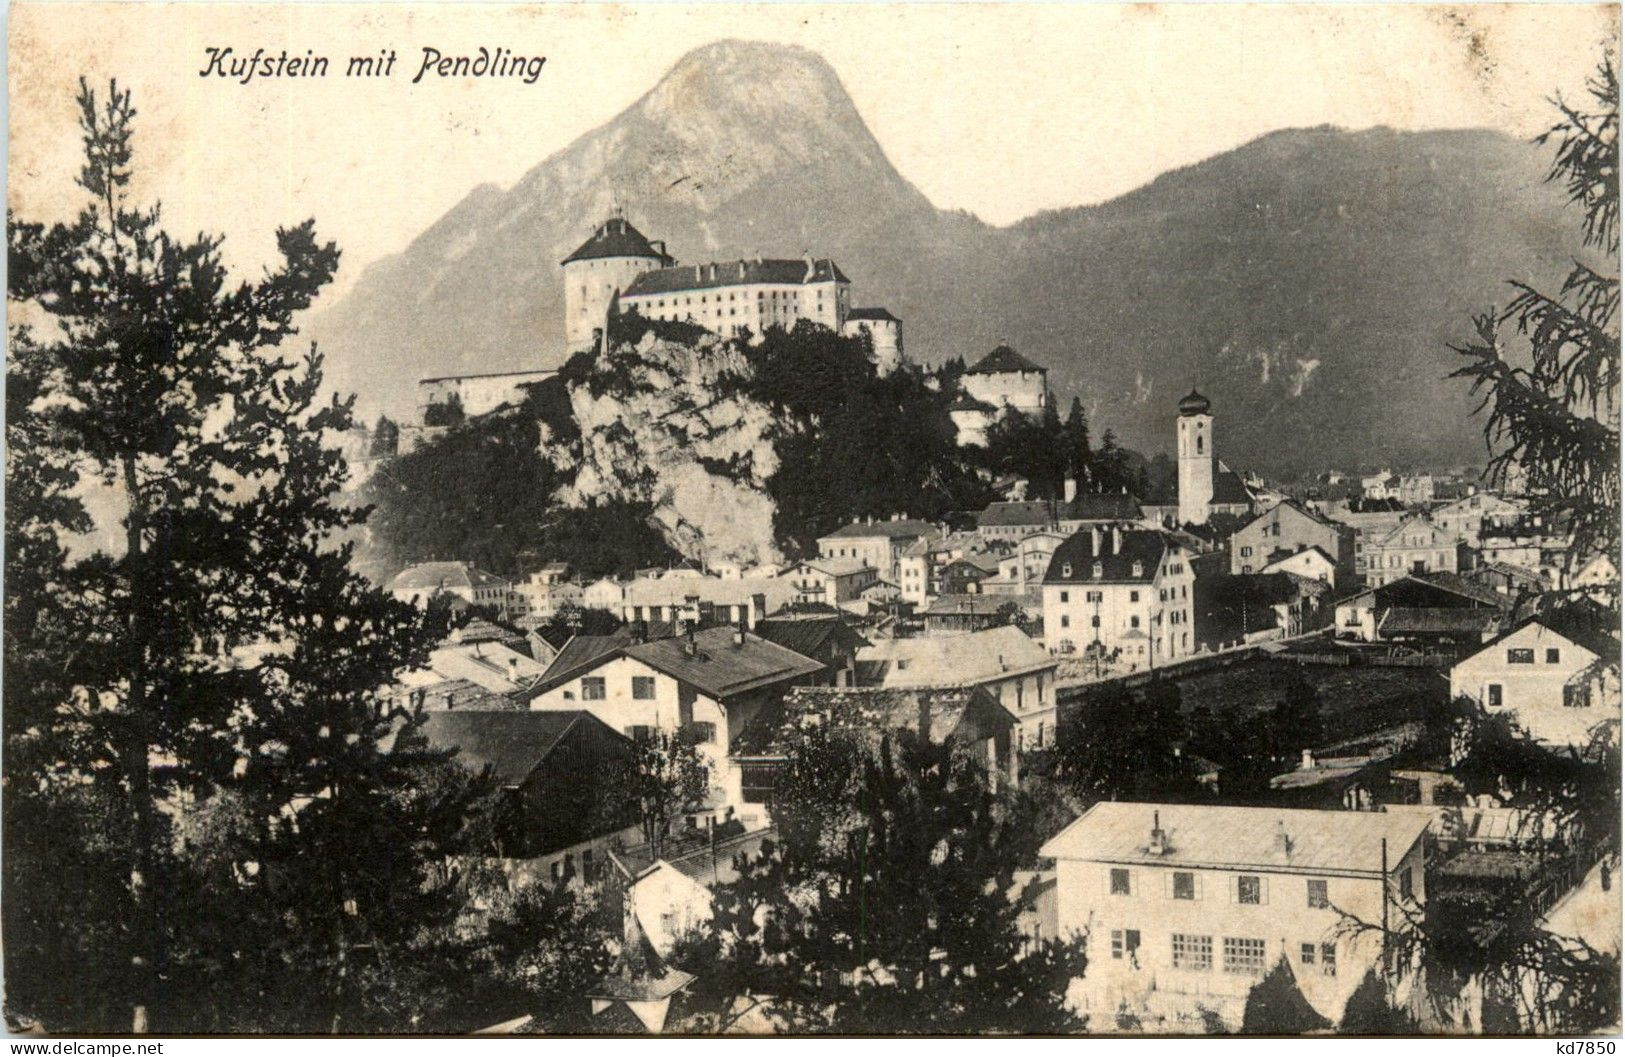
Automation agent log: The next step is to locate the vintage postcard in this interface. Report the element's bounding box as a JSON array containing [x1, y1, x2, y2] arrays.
[[4, 1, 1621, 1040]]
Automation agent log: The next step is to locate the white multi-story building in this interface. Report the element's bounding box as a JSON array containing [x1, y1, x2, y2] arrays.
[[817, 516, 940, 583], [561, 211, 675, 349], [950, 345, 1050, 446], [388, 561, 523, 620], [1362, 514, 1465, 587], [1041, 527, 1197, 669], [1040, 802, 1431, 1032], [1449, 614, 1621, 752]]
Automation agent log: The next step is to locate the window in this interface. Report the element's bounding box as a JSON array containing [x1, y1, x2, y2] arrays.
[[690, 721, 717, 744], [632, 676, 656, 700], [1321, 942, 1337, 976], [1488, 683, 1504, 708], [1173, 872, 1196, 900], [1060, 591, 1069, 603], [1110, 868, 1132, 896], [1130, 615, 1141, 629], [1086, 591, 1103, 603], [1091, 615, 1101, 628], [1236, 875, 1262, 905], [1307, 879, 1329, 909], [1062, 563, 1072, 578], [1092, 562, 1103, 579], [626, 724, 653, 743], [1172, 933, 1212, 971], [1241, 546, 1253, 557], [1300, 942, 1316, 966], [1507, 648, 1535, 665], [1110, 929, 1141, 961], [1129, 590, 1140, 603], [1060, 615, 1070, 629], [1546, 648, 1562, 664], [582, 677, 606, 701], [1223, 937, 1267, 974], [1131, 565, 1143, 579]]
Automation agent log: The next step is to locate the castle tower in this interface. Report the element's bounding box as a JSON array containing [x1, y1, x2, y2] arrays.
[[1176, 389, 1214, 526], [560, 210, 673, 350]]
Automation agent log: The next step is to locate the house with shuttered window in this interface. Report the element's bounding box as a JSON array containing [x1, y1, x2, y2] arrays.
[[1039, 802, 1430, 1033]]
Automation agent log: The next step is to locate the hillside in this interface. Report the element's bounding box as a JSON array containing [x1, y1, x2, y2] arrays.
[[309, 39, 1581, 475]]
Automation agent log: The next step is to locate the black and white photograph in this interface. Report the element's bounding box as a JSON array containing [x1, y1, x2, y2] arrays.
[[3, 1, 1621, 1039]]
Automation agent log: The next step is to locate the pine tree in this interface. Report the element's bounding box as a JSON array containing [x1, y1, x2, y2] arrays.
[[6, 78, 488, 1032], [1452, 57, 1619, 587], [674, 728, 1089, 1033], [1240, 956, 1331, 1034]]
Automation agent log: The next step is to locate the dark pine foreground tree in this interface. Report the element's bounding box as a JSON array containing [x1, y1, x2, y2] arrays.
[[671, 726, 1089, 1034], [1454, 56, 1620, 590], [5, 79, 491, 1033]]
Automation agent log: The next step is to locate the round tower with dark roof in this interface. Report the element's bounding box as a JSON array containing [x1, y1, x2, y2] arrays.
[[561, 209, 674, 350]]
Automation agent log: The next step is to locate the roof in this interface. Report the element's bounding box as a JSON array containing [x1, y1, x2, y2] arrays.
[[1212, 464, 1256, 506], [846, 307, 900, 322], [856, 625, 1054, 687], [925, 594, 1011, 617], [753, 617, 869, 660], [1415, 571, 1505, 608], [1042, 528, 1173, 584], [622, 257, 848, 297], [389, 561, 509, 594], [1470, 608, 1621, 667], [418, 711, 616, 788], [820, 518, 938, 541], [1178, 389, 1212, 416], [561, 215, 673, 266], [1066, 492, 1145, 521], [1342, 574, 1505, 611], [967, 345, 1045, 375], [1261, 544, 1336, 571], [534, 626, 824, 700], [540, 633, 636, 687], [1039, 802, 1431, 877], [1377, 607, 1502, 635], [794, 556, 876, 578]]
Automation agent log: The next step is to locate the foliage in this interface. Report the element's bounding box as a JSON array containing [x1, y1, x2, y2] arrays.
[[1338, 968, 1419, 1034], [4, 78, 494, 1033], [1452, 57, 1620, 578], [616, 728, 712, 859], [1055, 682, 1205, 803], [370, 415, 400, 458], [1240, 957, 1331, 1034], [672, 728, 1088, 1033]]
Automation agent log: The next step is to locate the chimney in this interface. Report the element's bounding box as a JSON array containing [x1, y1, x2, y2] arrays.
[[1112, 526, 1122, 554], [1091, 526, 1103, 554], [1274, 820, 1292, 858], [1148, 811, 1168, 856], [684, 623, 697, 658], [1301, 748, 1316, 770], [739, 260, 747, 280], [803, 253, 815, 282], [734, 619, 746, 647], [1064, 476, 1078, 504], [507, 655, 519, 677]]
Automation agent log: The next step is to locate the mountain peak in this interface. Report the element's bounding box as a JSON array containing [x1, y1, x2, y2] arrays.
[[635, 37, 864, 137]]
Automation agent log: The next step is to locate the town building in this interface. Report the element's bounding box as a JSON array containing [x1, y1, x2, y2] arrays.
[[1429, 492, 1525, 547], [1361, 514, 1469, 587], [1229, 501, 1356, 585], [620, 573, 795, 631], [527, 625, 825, 825], [1193, 572, 1329, 648], [416, 710, 643, 882], [783, 558, 880, 610], [1041, 526, 1197, 669], [1333, 574, 1507, 645], [1319, 498, 1409, 583], [923, 594, 1014, 636], [1449, 612, 1621, 752], [950, 345, 1050, 446], [855, 625, 1059, 749], [976, 488, 1147, 541], [817, 516, 940, 582], [1039, 802, 1431, 1031], [982, 532, 1069, 596], [1258, 545, 1339, 586], [729, 685, 1022, 806], [388, 561, 523, 621], [752, 617, 869, 688]]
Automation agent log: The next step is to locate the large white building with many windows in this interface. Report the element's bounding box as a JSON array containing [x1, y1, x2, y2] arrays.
[[1040, 802, 1431, 1032], [1040, 527, 1197, 669]]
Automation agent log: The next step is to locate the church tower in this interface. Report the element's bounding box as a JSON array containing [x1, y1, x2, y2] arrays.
[[560, 209, 673, 350], [1176, 389, 1214, 526]]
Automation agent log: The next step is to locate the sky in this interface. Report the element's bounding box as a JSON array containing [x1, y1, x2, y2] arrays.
[[8, 3, 1619, 296]]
